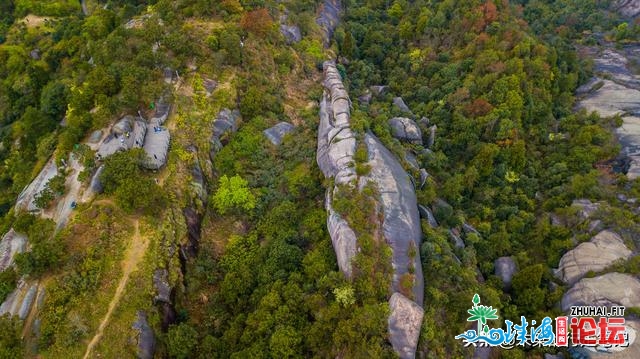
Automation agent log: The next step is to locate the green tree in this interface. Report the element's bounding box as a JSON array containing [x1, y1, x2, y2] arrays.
[[166, 323, 199, 359], [0, 314, 22, 359], [212, 175, 256, 215]]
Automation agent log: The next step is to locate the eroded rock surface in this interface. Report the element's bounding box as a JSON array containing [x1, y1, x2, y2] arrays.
[[393, 97, 412, 115], [0, 229, 27, 272], [389, 117, 422, 144], [388, 293, 424, 359], [561, 272, 640, 311], [362, 132, 424, 305], [418, 205, 438, 228], [132, 311, 156, 359], [210, 108, 240, 161], [264, 122, 295, 146], [555, 230, 632, 285]]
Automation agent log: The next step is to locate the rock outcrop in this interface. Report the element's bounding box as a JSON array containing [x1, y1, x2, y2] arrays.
[[576, 45, 640, 179], [0, 229, 27, 272], [613, 0, 640, 18], [389, 117, 422, 144], [317, 61, 423, 358], [572, 198, 602, 219], [393, 97, 413, 115], [210, 108, 240, 161], [561, 272, 640, 312], [494, 257, 517, 290], [418, 205, 438, 228], [316, 0, 341, 47], [132, 311, 156, 359], [280, 24, 302, 44], [15, 157, 58, 212], [362, 132, 424, 305], [96, 115, 147, 159], [388, 293, 424, 359], [0, 280, 44, 320], [555, 230, 632, 285], [264, 122, 295, 146]]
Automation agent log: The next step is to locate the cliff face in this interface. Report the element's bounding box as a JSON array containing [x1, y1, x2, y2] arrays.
[[316, 61, 424, 358]]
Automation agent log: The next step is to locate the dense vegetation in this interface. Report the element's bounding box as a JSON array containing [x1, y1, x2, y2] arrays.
[[0, 0, 638, 358]]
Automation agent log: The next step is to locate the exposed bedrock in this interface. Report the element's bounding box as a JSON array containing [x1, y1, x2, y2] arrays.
[[389, 117, 423, 144], [0, 228, 27, 272], [316, 0, 341, 47], [132, 311, 156, 359], [577, 45, 640, 179], [562, 272, 640, 311], [613, 0, 640, 18], [388, 293, 424, 359], [555, 230, 632, 286], [361, 132, 424, 305], [317, 61, 423, 358]]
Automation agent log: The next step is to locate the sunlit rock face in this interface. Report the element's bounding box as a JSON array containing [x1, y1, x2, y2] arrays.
[[555, 230, 632, 285]]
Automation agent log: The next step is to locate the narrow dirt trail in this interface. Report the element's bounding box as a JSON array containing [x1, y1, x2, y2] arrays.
[[82, 219, 148, 359]]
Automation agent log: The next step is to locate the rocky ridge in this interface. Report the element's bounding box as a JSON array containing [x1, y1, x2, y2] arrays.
[[316, 61, 424, 358]]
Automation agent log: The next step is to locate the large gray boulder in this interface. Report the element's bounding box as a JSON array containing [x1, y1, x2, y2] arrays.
[[317, 62, 359, 277], [494, 257, 517, 290], [0, 229, 27, 272], [358, 90, 372, 105], [96, 116, 147, 160], [212, 109, 240, 138], [427, 125, 437, 148], [88, 130, 103, 144], [561, 272, 640, 312], [210, 108, 241, 161], [0, 280, 39, 318], [388, 293, 424, 359], [153, 269, 171, 304], [280, 24, 302, 44], [555, 230, 632, 285], [389, 117, 422, 144], [419, 169, 429, 189], [613, 0, 640, 18], [263, 122, 295, 146], [393, 97, 412, 114], [316, 0, 341, 47], [362, 132, 424, 305], [418, 205, 438, 228], [132, 311, 156, 359], [572, 199, 602, 219], [18, 284, 37, 319], [449, 229, 465, 249], [326, 192, 358, 279]]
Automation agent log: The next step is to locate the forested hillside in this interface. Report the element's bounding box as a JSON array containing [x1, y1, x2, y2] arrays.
[[0, 0, 639, 358]]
